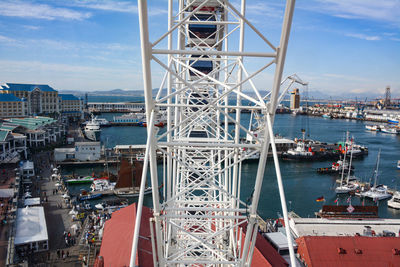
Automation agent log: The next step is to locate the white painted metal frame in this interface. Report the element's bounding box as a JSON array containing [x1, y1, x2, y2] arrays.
[[134, 0, 296, 266]]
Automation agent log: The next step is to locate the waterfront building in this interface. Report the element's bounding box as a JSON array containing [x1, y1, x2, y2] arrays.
[[0, 83, 59, 115], [54, 141, 101, 162], [0, 93, 27, 118], [0, 129, 26, 163], [1, 116, 65, 147], [290, 88, 300, 110], [14, 206, 49, 253], [88, 102, 146, 113], [288, 217, 400, 238], [296, 236, 400, 266], [59, 94, 84, 119]]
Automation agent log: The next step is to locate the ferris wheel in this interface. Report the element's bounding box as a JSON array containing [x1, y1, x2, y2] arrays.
[[132, 0, 297, 266]]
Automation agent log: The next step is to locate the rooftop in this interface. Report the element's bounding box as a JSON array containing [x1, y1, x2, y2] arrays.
[[5, 117, 57, 130], [59, 94, 79, 101], [297, 236, 400, 267], [0, 130, 10, 142], [289, 217, 400, 238], [0, 93, 22, 102], [2, 83, 56, 92], [15, 206, 48, 245]]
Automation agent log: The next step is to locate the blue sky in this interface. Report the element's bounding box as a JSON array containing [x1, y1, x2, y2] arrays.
[[0, 0, 399, 97]]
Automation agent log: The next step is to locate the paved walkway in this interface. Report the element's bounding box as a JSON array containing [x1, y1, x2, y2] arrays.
[[29, 152, 85, 266]]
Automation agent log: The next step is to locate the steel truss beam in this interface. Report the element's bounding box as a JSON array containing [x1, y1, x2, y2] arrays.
[[134, 0, 297, 266]]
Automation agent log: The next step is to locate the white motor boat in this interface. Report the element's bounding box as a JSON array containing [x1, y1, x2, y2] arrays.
[[84, 114, 101, 141], [381, 126, 398, 134], [365, 125, 379, 131], [362, 185, 392, 200], [388, 191, 400, 209], [90, 179, 116, 192]]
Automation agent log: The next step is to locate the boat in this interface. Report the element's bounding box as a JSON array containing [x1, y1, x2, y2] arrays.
[[79, 193, 102, 201], [317, 159, 354, 174], [95, 199, 128, 211], [322, 113, 332, 119], [365, 125, 379, 131], [337, 131, 368, 158], [113, 159, 152, 197], [84, 114, 101, 141], [282, 130, 318, 160], [84, 117, 110, 126], [380, 126, 398, 134], [397, 160, 400, 169], [335, 140, 360, 194], [65, 176, 95, 184], [388, 191, 400, 209], [388, 118, 400, 124], [90, 178, 116, 192], [361, 150, 392, 201], [113, 112, 145, 124]]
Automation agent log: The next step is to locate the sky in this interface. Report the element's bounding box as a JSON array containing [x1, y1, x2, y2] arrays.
[[0, 0, 399, 98]]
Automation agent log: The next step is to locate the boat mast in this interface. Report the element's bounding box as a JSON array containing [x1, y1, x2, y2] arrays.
[[374, 149, 381, 188], [339, 142, 347, 187], [346, 138, 354, 184]]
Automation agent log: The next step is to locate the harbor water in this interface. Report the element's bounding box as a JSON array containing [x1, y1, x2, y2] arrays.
[[66, 101, 400, 219]]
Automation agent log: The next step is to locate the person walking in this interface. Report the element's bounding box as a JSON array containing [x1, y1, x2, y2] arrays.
[[57, 249, 60, 259]]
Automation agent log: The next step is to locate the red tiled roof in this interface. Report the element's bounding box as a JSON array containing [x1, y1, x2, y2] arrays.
[[96, 206, 287, 267], [297, 236, 400, 267], [95, 203, 153, 267], [241, 222, 289, 267]]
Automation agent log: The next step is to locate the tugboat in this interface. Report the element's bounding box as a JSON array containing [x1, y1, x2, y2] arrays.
[[282, 129, 322, 160], [84, 114, 101, 141], [317, 159, 354, 174]]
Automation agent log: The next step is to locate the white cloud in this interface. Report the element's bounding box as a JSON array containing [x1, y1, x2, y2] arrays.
[[345, 33, 381, 41], [71, 0, 137, 13], [22, 25, 40, 30], [0, 59, 143, 91], [70, 0, 166, 16], [0, 1, 91, 20], [0, 34, 16, 43], [303, 0, 400, 26]]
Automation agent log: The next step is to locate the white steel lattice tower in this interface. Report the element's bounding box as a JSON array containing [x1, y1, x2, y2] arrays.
[[133, 0, 296, 266]]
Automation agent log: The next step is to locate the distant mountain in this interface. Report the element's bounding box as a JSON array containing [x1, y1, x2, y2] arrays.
[[59, 88, 395, 101]]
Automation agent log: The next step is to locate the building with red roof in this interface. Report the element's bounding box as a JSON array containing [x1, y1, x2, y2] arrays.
[[94, 203, 153, 267], [296, 236, 400, 267], [95, 203, 289, 267]]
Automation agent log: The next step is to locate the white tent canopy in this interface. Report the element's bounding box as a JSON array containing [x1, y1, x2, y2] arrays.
[[15, 207, 48, 247], [24, 198, 41, 207], [0, 189, 13, 198]]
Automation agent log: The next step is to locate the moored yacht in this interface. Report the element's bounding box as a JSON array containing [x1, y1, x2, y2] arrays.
[[335, 140, 359, 194], [388, 192, 400, 209], [380, 126, 398, 134], [84, 114, 101, 141], [90, 179, 116, 192], [365, 124, 379, 131], [361, 149, 392, 201]]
